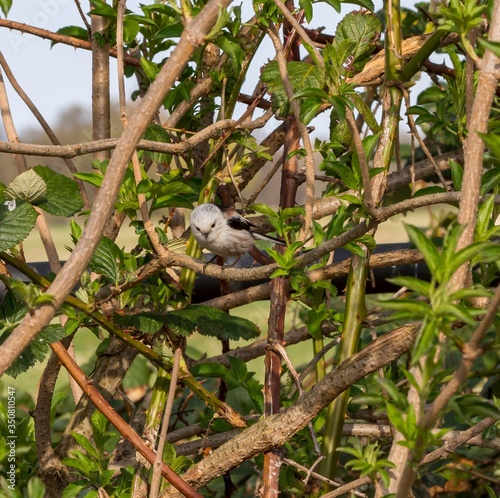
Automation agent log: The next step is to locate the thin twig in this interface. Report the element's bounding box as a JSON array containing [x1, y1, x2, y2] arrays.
[[345, 107, 377, 216], [282, 458, 368, 497], [73, 0, 92, 34], [271, 343, 322, 455], [150, 348, 183, 498], [266, 22, 315, 242], [402, 87, 449, 190], [0, 18, 142, 67]]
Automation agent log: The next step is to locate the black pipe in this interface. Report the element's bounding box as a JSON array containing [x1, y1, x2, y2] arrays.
[[1, 243, 428, 303]]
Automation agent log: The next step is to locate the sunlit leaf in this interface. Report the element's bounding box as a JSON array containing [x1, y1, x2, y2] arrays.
[[0, 201, 38, 252], [5, 169, 46, 204], [33, 166, 83, 217]]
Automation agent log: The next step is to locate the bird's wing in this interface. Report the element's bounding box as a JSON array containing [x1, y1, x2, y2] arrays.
[[226, 210, 286, 246], [226, 212, 253, 231]]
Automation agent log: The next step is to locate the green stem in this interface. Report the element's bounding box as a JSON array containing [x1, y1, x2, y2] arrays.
[[400, 30, 448, 82], [131, 367, 171, 492], [311, 289, 326, 382], [385, 0, 403, 81], [319, 251, 368, 481]]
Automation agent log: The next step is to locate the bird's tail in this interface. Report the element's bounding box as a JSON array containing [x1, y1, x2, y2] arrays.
[[252, 232, 286, 246]]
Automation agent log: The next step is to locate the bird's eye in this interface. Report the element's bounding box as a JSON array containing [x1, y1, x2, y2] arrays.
[[211, 222, 216, 228]]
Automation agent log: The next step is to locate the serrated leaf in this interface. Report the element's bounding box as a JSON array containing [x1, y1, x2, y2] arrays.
[[91, 410, 111, 453], [1, 316, 67, 378], [89, 236, 123, 282], [114, 312, 165, 335], [225, 355, 248, 389], [5, 169, 46, 203], [167, 306, 260, 340], [33, 166, 83, 217], [0, 201, 38, 251], [335, 12, 381, 64], [261, 61, 323, 116]]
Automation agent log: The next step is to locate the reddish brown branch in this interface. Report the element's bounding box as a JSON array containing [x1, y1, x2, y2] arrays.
[[49, 341, 203, 498], [0, 18, 141, 67]]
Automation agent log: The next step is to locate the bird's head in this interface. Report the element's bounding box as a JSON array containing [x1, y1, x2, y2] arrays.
[[190, 203, 226, 242]]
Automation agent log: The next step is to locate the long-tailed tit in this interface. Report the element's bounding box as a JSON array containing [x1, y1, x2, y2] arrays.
[[190, 203, 284, 264]]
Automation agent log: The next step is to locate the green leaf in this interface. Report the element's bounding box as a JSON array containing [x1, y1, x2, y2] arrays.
[[27, 477, 46, 498], [0, 0, 12, 17], [387, 276, 432, 297], [114, 312, 165, 335], [89, 236, 123, 282], [475, 195, 495, 241], [4, 169, 46, 203], [33, 166, 83, 217], [480, 168, 500, 195], [343, 0, 375, 11], [225, 356, 248, 389], [321, 0, 341, 12], [62, 454, 94, 475], [190, 362, 228, 378], [405, 224, 440, 275], [123, 18, 140, 43], [450, 394, 500, 422], [477, 38, 500, 59], [261, 61, 323, 116], [214, 35, 244, 75], [167, 306, 260, 340], [73, 171, 103, 188], [91, 410, 111, 454], [89, 0, 116, 18], [62, 482, 90, 498], [478, 132, 500, 160], [335, 12, 381, 66], [449, 159, 463, 191], [142, 123, 172, 164], [141, 57, 160, 82], [71, 432, 100, 460], [1, 302, 67, 377], [0, 201, 38, 251], [413, 319, 437, 361], [54, 26, 89, 42]]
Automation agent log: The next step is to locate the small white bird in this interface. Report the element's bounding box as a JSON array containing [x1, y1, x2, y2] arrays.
[[190, 203, 284, 264]]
